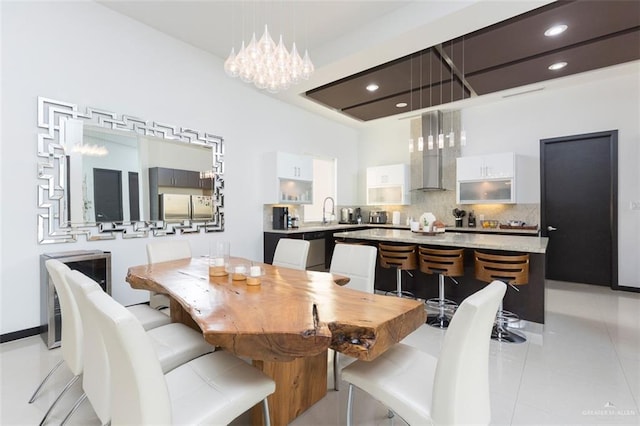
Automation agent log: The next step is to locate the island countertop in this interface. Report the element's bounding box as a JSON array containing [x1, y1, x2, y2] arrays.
[[333, 228, 549, 254]]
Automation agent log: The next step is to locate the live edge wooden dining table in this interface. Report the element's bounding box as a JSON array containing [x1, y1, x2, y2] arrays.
[[126, 256, 426, 426]]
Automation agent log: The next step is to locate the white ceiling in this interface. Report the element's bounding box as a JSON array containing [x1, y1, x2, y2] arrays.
[[97, 0, 637, 127]]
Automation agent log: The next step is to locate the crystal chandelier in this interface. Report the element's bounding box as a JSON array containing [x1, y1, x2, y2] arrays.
[[224, 25, 314, 93]]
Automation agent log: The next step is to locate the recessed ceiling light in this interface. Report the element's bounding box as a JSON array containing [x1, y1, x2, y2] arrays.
[[548, 61, 568, 71], [544, 24, 568, 37], [396, 102, 408, 108], [366, 83, 379, 92]]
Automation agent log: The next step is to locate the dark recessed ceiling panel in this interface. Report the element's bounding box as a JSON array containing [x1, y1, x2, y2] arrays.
[[305, 0, 640, 122], [306, 49, 452, 111], [445, 1, 640, 75], [343, 79, 465, 122], [466, 30, 640, 95]]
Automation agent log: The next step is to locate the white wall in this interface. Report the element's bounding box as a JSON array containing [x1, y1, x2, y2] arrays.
[[361, 68, 640, 288], [0, 1, 358, 334]]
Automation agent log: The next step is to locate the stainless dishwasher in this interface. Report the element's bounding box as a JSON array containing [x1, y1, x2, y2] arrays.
[[302, 231, 327, 271]]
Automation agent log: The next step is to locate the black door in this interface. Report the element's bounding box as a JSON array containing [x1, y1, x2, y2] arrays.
[[93, 168, 123, 222], [128, 172, 140, 221], [540, 131, 617, 287]]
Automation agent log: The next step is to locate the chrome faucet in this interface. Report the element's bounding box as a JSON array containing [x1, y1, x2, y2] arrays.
[[322, 197, 335, 225]]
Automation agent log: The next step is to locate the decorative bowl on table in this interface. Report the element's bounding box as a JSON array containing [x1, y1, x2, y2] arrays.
[[480, 220, 500, 229]]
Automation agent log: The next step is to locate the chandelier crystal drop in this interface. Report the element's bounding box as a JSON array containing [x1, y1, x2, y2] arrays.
[[224, 25, 314, 93]]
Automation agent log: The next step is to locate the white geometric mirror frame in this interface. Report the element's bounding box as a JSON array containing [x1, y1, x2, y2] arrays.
[[37, 96, 225, 244]]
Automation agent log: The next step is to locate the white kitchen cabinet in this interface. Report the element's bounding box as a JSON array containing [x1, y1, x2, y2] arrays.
[[366, 164, 409, 205], [456, 152, 514, 180], [264, 152, 313, 204], [456, 152, 516, 204], [276, 152, 313, 181]]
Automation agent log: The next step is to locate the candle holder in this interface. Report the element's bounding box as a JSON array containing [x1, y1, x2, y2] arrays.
[[246, 265, 264, 286], [226, 259, 250, 281], [209, 241, 230, 277]]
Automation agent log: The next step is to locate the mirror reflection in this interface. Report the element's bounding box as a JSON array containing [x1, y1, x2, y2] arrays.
[[65, 123, 214, 225]]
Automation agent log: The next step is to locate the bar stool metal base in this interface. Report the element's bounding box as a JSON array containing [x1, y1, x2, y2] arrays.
[[394, 268, 414, 299], [427, 314, 451, 328], [491, 302, 526, 343], [492, 325, 526, 343], [425, 274, 458, 328]]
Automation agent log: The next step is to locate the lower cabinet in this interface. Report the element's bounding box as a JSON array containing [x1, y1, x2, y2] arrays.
[[40, 250, 112, 349], [263, 232, 303, 265], [264, 230, 340, 271]]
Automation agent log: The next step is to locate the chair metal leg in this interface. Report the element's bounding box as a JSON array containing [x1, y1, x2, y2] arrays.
[[346, 384, 354, 426], [333, 350, 339, 391], [29, 360, 64, 403], [262, 397, 271, 426], [39, 374, 80, 426], [61, 393, 87, 426]]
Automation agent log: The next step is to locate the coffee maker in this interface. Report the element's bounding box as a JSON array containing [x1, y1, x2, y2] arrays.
[[272, 206, 288, 230]]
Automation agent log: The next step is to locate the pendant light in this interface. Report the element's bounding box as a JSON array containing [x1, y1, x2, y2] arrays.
[[417, 53, 424, 152], [448, 40, 455, 147], [437, 47, 444, 149], [408, 54, 415, 153], [460, 36, 467, 146], [427, 49, 434, 150]]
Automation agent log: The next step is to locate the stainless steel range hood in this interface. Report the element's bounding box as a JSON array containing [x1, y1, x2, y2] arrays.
[[411, 111, 443, 191], [410, 110, 460, 191]]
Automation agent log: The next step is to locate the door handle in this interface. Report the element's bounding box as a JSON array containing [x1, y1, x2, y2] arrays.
[[547, 226, 558, 232]]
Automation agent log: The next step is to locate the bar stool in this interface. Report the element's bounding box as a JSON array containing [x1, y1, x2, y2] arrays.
[[419, 247, 464, 328], [474, 250, 529, 343], [378, 243, 417, 298]]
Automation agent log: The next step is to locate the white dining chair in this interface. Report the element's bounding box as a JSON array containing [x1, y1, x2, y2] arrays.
[[328, 243, 377, 390], [146, 240, 192, 309], [63, 268, 213, 425], [342, 280, 506, 426], [272, 238, 310, 270], [81, 271, 276, 425], [33, 260, 172, 424], [30, 259, 84, 426]]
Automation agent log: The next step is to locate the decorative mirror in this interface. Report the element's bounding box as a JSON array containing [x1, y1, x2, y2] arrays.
[[37, 97, 224, 243]]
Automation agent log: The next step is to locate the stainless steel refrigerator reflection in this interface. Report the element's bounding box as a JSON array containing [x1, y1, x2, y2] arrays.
[[191, 195, 214, 220], [159, 194, 191, 220]]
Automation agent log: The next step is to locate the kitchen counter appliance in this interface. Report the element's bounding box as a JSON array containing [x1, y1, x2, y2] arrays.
[[159, 193, 191, 220], [340, 207, 361, 224], [192, 195, 214, 220], [369, 211, 388, 224], [273, 206, 289, 230]]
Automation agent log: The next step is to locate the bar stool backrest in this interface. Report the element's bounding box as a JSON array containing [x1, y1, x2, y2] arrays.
[[419, 247, 465, 277], [378, 244, 417, 270], [474, 251, 530, 285]]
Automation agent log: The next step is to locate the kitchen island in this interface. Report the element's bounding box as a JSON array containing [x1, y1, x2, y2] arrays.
[[333, 229, 549, 324]]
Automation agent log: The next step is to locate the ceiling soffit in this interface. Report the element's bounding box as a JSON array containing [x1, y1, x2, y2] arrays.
[[305, 0, 640, 122]]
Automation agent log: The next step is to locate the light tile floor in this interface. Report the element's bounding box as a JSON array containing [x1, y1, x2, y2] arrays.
[[1, 280, 638, 425]]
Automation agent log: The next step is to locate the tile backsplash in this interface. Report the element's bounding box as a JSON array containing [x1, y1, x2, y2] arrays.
[[375, 190, 540, 227], [264, 190, 540, 229]]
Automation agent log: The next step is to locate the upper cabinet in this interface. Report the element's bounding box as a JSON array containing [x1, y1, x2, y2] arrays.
[[264, 152, 313, 204], [456, 152, 514, 181], [277, 152, 313, 181], [153, 167, 201, 189], [366, 164, 410, 205], [456, 152, 516, 204]]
